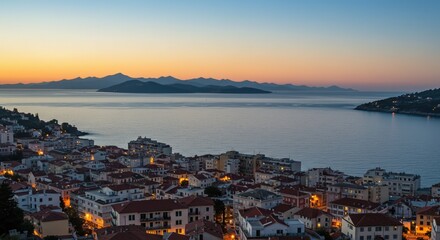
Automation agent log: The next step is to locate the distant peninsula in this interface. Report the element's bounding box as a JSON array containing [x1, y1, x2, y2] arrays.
[[355, 88, 440, 117], [0, 73, 355, 93], [97, 80, 270, 94]]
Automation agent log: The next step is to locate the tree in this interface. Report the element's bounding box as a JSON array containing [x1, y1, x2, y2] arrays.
[[64, 207, 85, 236], [0, 183, 24, 236], [316, 228, 332, 240], [180, 180, 188, 187], [43, 236, 59, 240], [59, 196, 65, 211], [214, 200, 226, 225], [204, 186, 222, 198], [19, 219, 34, 236]]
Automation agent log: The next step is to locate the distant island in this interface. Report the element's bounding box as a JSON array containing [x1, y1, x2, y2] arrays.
[[98, 80, 270, 94], [0, 73, 355, 93], [355, 88, 440, 117]]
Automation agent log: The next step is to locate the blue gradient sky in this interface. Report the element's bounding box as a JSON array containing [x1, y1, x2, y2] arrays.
[[0, 0, 439, 91]]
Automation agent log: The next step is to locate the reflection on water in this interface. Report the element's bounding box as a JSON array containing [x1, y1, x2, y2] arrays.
[[0, 89, 438, 186]]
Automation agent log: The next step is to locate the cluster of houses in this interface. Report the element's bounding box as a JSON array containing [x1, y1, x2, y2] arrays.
[[1, 119, 440, 240]]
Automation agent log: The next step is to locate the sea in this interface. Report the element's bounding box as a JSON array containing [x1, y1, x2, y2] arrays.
[[1, 89, 439, 187]]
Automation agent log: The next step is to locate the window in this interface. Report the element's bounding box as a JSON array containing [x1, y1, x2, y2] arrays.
[[276, 230, 283, 235], [176, 220, 182, 225], [376, 227, 382, 231], [385, 226, 389, 231], [368, 227, 372, 231], [175, 211, 182, 217], [367, 236, 372, 240], [297, 228, 302, 233], [256, 230, 260, 237], [393, 235, 397, 239], [360, 237, 364, 240], [384, 235, 389, 240], [360, 227, 364, 232], [206, 207, 210, 212], [140, 214, 146, 219], [128, 215, 135, 221]]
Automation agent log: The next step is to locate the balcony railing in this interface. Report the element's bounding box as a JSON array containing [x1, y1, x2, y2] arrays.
[[140, 216, 170, 221]]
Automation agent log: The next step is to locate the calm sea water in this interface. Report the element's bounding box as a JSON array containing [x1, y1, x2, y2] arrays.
[[1, 89, 439, 187]]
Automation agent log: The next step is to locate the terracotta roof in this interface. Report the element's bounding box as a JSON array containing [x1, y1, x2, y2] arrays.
[[272, 203, 297, 213], [331, 197, 380, 210], [178, 196, 214, 207], [279, 188, 309, 197], [417, 206, 440, 216], [260, 215, 288, 227], [185, 219, 223, 239], [95, 225, 162, 240], [31, 210, 68, 222], [165, 232, 190, 240], [108, 171, 138, 179], [295, 207, 331, 219], [112, 199, 183, 214], [239, 207, 272, 218], [107, 184, 140, 191], [348, 213, 402, 227]]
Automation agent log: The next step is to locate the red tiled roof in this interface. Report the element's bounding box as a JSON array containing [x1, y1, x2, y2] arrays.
[[185, 219, 223, 239], [348, 213, 402, 227], [279, 188, 309, 197], [165, 232, 190, 240], [178, 196, 214, 207], [272, 203, 297, 213], [31, 210, 68, 222], [331, 197, 380, 210], [112, 199, 183, 214], [295, 207, 331, 219], [417, 206, 440, 216], [239, 207, 272, 218]]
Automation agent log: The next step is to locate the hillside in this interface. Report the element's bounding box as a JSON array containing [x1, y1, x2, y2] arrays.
[[355, 88, 440, 117], [97, 80, 271, 94], [0, 73, 355, 92]]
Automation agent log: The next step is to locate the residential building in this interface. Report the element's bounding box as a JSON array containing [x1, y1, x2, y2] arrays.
[[128, 136, 172, 156], [341, 213, 402, 240], [416, 206, 440, 234], [432, 183, 440, 198], [329, 197, 385, 221], [188, 173, 216, 188], [278, 188, 310, 208], [294, 207, 334, 230], [185, 219, 223, 240], [236, 207, 305, 240], [432, 217, 440, 240], [363, 168, 420, 197], [306, 168, 344, 187], [234, 189, 283, 210], [14, 189, 60, 213], [27, 210, 69, 238], [75, 184, 145, 228]]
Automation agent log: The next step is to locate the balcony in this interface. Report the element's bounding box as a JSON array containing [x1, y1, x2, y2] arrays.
[[145, 224, 170, 230], [140, 216, 170, 221]]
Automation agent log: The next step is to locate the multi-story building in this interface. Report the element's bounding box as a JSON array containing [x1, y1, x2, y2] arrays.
[[111, 196, 214, 235], [259, 157, 301, 173], [432, 217, 440, 240], [278, 188, 310, 208], [27, 209, 69, 238], [294, 207, 334, 230], [432, 183, 440, 198], [14, 189, 60, 213], [237, 207, 305, 240], [128, 137, 172, 156], [306, 168, 344, 187], [75, 184, 145, 228], [0, 125, 14, 144], [234, 189, 283, 210], [188, 173, 216, 188], [329, 198, 385, 221], [416, 206, 440, 235], [327, 183, 369, 205], [363, 168, 420, 197], [342, 213, 402, 240], [224, 158, 240, 174], [218, 151, 264, 177]]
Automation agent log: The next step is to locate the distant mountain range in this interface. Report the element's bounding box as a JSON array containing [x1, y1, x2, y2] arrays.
[[355, 88, 440, 117], [0, 73, 356, 92], [98, 80, 271, 94]]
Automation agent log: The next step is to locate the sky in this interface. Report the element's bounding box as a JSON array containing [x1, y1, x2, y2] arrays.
[[0, 0, 439, 91]]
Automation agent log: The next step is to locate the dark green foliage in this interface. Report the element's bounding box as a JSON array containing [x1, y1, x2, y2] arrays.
[[59, 196, 65, 211], [19, 219, 34, 236], [204, 186, 222, 197], [316, 228, 332, 240], [63, 207, 85, 236], [356, 88, 440, 116], [213, 200, 226, 225], [43, 236, 59, 240], [180, 180, 188, 187], [0, 183, 24, 236]]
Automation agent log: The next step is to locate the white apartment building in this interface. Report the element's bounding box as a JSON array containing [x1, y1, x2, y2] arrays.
[[342, 213, 402, 240], [237, 207, 305, 240], [363, 168, 420, 196], [225, 158, 240, 174], [432, 217, 440, 240], [76, 184, 145, 228], [188, 173, 216, 188], [0, 126, 14, 144], [14, 189, 61, 213], [111, 196, 214, 235], [234, 189, 283, 210]]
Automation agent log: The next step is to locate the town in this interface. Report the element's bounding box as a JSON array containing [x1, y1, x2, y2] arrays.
[[0, 108, 439, 240]]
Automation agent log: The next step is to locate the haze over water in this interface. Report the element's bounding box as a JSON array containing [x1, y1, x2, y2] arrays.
[[1, 89, 439, 187]]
